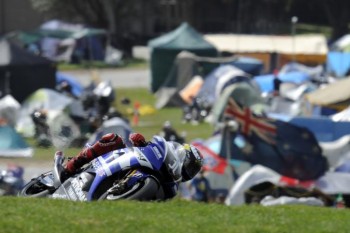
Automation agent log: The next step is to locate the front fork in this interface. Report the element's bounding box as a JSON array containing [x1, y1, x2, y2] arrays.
[[107, 169, 149, 195]]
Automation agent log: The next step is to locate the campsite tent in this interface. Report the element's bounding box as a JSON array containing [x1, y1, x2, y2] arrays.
[[327, 34, 350, 77], [148, 22, 218, 92], [0, 125, 33, 157], [0, 38, 56, 103], [6, 19, 107, 63], [305, 77, 350, 113], [225, 164, 350, 206], [195, 64, 251, 108], [327, 52, 350, 77], [155, 51, 263, 109], [211, 82, 267, 124], [16, 88, 75, 137], [39, 20, 106, 62], [0, 95, 20, 127], [56, 72, 84, 98], [267, 113, 350, 142], [205, 34, 328, 72], [87, 117, 132, 146], [331, 34, 350, 52], [20, 88, 74, 114], [253, 71, 311, 93]]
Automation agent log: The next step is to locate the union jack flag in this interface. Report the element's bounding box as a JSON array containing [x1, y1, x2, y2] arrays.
[[221, 97, 328, 180], [224, 97, 277, 144]]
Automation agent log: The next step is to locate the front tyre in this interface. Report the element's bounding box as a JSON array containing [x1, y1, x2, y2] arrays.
[[19, 173, 54, 198], [99, 177, 163, 201]]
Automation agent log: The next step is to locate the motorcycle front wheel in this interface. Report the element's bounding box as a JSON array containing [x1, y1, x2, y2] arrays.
[[19, 172, 54, 198], [98, 176, 163, 201]]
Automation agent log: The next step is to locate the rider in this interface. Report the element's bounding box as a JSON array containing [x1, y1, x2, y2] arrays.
[[62, 132, 203, 199], [63, 133, 147, 176]]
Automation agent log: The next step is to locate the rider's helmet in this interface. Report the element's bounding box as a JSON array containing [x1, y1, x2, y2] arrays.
[[179, 144, 203, 182]]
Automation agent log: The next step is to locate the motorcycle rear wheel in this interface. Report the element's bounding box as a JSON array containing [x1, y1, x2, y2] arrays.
[[98, 176, 162, 201]]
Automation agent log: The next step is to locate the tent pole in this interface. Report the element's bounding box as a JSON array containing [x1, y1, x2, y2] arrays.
[[4, 71, 10, 95]]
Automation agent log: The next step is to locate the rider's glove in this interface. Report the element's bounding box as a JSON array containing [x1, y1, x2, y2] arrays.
[[129, 133, 147, 147]]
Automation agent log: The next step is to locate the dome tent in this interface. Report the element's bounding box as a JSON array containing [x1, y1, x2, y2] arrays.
[[0, 125, 33, 157], [148, 22, 218, 92]]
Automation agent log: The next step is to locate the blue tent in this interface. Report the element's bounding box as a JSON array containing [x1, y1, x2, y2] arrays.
[[224, 56, 264, 76], [268, 113, 350, 142], [196, 64, 252, 106], [87, 117, 132, 146], [327, 51, 350, 77], [56, 72, 84, 97], [254, 71, 310, 93]]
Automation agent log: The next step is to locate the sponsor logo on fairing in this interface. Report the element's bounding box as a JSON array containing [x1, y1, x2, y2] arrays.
[[152, 146, 162, 160], [52, 193, 68, 199], [93, 160, 106, 176], [67, 187, 77, 201], [70, 178, 87, 201], [137, 153, 147, 162]]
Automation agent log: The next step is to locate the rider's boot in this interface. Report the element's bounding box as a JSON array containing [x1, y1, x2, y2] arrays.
[[62, 133, 126, 179]]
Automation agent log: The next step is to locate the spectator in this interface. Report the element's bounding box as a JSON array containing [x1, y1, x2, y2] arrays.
[[189, 169, 211, 202]]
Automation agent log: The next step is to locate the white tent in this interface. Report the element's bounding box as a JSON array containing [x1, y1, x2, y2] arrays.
[[225, 165, 350, 206], [204, 34, 328, 55], [87, 117, 132, 145], [225, 165, 282, 206], [0, 95, 20, 127]]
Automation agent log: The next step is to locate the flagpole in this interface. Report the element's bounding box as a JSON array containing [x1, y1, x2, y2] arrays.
[[222, 120, 238, 179]]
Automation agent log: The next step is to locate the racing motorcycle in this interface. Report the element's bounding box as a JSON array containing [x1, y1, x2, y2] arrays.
[[19, 136, 179, 201]]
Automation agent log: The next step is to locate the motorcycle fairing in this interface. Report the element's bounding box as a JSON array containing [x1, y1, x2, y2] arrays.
[[87, 139, 168, 200], [52, 172, 93, 201]]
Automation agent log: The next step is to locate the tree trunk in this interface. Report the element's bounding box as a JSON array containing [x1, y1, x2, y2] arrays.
[[321, 0, 350, 41]]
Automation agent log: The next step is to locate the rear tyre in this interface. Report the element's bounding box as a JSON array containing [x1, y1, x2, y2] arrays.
[[99, 176, 162, 201]]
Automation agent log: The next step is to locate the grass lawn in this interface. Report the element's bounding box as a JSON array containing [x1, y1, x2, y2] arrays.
[[57, 58, 149, 71], [1, 197, 350, 233]]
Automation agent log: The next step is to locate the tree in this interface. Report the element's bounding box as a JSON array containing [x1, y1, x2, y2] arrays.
[[30, 0, 108, 28], [30, 0, 148, 51], [30, 0, 350, 47], [289, 0, 350, 41], [320, 0, 350, 41]]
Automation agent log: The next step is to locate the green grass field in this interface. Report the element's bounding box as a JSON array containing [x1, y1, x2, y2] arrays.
[[1, 87, 350, 233], [1, 197, 350, 233]]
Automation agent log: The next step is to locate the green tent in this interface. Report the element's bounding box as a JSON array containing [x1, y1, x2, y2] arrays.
[[148, 22, 218, 92]]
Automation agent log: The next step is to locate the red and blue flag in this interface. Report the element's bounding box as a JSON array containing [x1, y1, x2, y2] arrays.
[[222, 97, 328, 180]]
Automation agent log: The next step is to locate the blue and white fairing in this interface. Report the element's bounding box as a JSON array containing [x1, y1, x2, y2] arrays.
[[87, 136, 168, 200]]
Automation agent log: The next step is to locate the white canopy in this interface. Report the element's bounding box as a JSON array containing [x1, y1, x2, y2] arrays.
[[204, 34, 328, 55]]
